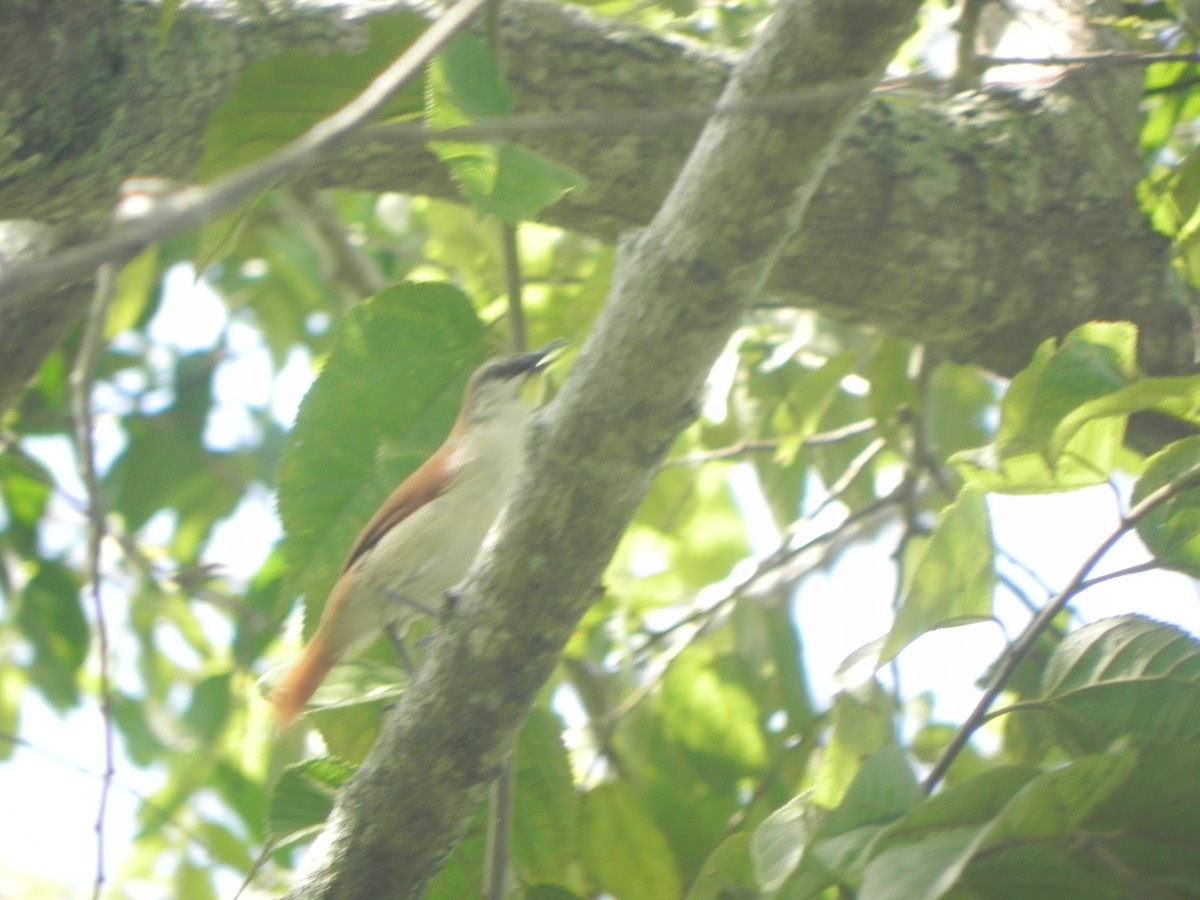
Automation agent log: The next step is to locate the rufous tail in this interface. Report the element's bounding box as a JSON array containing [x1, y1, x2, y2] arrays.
[[272, 643, 335, 729]]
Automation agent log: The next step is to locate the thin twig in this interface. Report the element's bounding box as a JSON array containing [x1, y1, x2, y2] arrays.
[[922, 462, 1200, 793], [663, 417, 878, 466], [0, 0, 493, 304], [980, 50, 1200, 67], [502, 223, 526, 352], [68, 263, 118, 900], [1074, 558, 1163, 592]]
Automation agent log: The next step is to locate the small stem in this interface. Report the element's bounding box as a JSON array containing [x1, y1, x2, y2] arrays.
[[69, 263, 118, 900]]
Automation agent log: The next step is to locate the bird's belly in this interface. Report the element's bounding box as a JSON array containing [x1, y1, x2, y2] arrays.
[[357, 491, 501, 631]]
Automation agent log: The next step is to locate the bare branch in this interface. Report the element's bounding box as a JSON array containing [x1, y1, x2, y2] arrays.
[[68, 263, 118, 900]]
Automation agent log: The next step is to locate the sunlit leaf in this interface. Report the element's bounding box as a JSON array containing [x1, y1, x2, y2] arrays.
[[814, 680, 895, 808], [751, 793, 819, 892], [879, 486, 994, 663], [580, 783, 683, 899], [662, 650, 767, 772], [1132, 435, 1200, 575], [1041, 615, 1200, 695]]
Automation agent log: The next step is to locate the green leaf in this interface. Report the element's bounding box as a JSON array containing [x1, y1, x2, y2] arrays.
[[17, 560, 87, 710], [956, 323, 1142, 492], [879, 486, 994, 663], [750, 793, 820, 892], [998, 322, 1138, 462], [820, 747, 921, 838], [267, 756, 356, 845], [514, 708, 578, 884], [814, 680, 895, 808], [982, 752, 1137, 844], [661, 651, 767, 772], [999, 617, 1200, 756], [0, 450, 53, 557], [112, 690, 167, 767], [687, 833, 757, 900], [106, 247, 161, 339], [277, 282, 488, 625], [859, 764, 1051, 900], [426, 34, 583, 220], [1041, 615, 1200, 695], [1050, 374, 1200, 460], [199, 13, 427, 180], [0, 666, 22, 761], [925, 362, 995, 462], [173, 860, 216, 900], [953, 438, 1117, 494], [1132, 435, 1200, 575], [579, 783, 683, 900], [778, 748, 922, 893], [434, 32, 512, 121], [182, 672, 232, 742]]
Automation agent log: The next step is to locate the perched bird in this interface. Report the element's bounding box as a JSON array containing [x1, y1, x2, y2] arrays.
[[271, 340, 565, 727]]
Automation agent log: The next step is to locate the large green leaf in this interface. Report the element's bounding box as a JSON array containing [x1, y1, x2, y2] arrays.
[[1041, 615, 1200, 695], [1049, 374, 1200, 460], [276, 282, 488, 625], [879, 486, 994, 663], [750, 749, 921, 897], [686, 833, 757, 900], [750, 793, 820, 893]]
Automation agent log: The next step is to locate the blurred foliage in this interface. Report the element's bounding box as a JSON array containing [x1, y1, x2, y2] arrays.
[[6, 0, 1200, 898]]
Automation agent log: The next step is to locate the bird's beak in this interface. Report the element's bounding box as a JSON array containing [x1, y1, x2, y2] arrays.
[[528, 338, 568, 372], [521, 339, 568, 406]]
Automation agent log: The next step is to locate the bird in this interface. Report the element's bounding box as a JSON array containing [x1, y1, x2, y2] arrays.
[[271, 339, 566, 727]]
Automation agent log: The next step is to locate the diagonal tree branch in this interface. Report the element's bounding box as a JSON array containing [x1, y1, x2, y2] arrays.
[[286, 0, 922, 896]]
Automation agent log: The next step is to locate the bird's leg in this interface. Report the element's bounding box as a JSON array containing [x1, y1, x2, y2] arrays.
[[380, 588, 438, 618], [386, 624, 416, 673]]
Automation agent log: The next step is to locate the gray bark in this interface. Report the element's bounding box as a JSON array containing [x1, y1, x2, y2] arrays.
[[0, 0, 1192, 421]]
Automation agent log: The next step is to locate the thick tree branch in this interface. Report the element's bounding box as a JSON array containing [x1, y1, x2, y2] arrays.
[[285, 0, 922, 895], [0, 0, 1192, 432]]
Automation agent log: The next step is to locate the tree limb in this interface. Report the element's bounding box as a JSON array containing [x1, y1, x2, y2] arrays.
[[284, 0, 922, 895], [0, 0, 1191, 433]]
